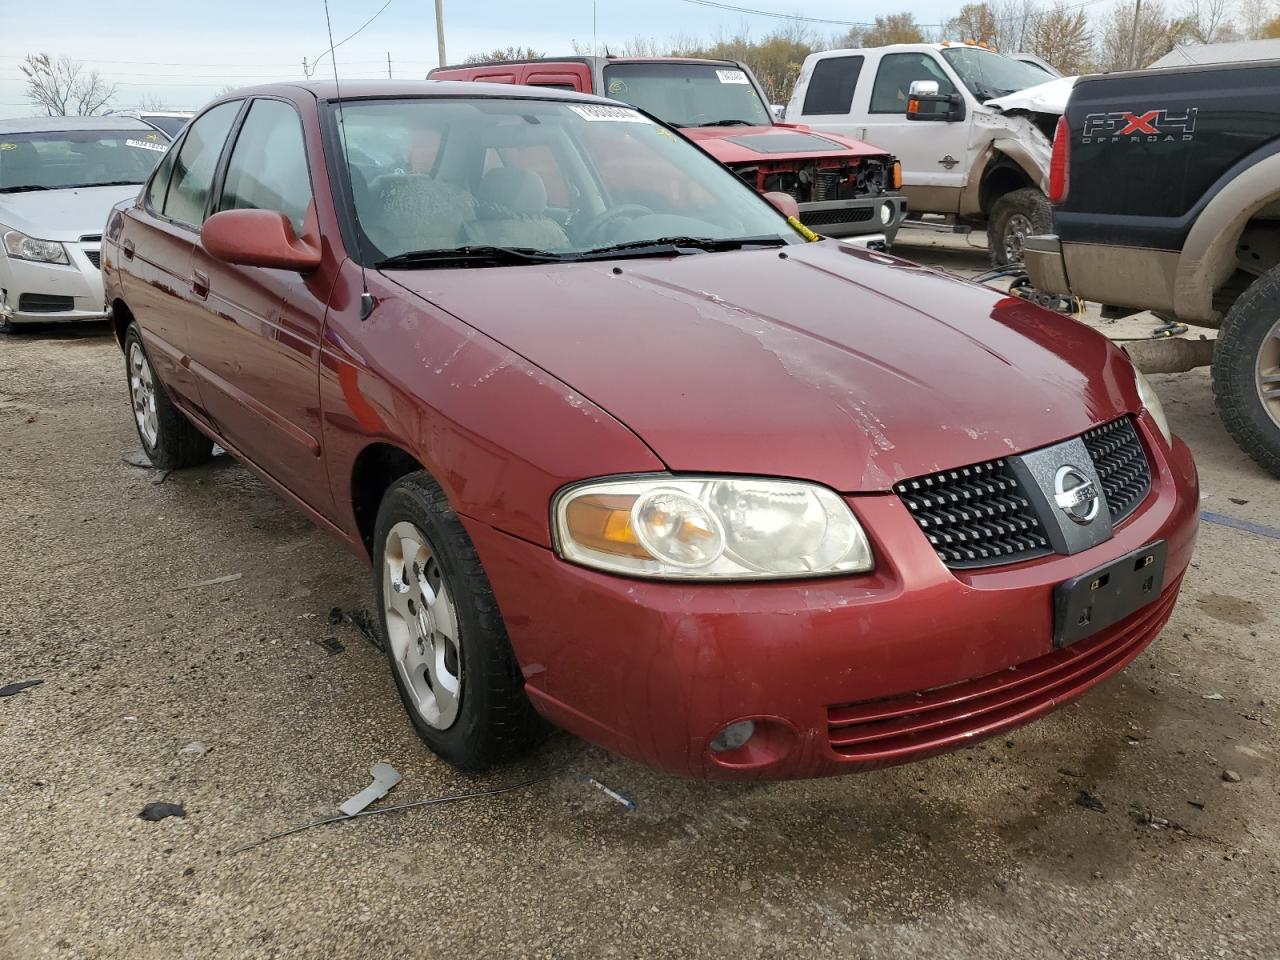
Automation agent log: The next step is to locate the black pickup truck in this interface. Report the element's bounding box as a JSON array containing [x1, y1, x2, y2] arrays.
[[1025, 60, 1280, 478]]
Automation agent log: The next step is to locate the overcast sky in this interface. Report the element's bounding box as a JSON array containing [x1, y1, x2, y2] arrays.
[[0, 0, 1115, 116]]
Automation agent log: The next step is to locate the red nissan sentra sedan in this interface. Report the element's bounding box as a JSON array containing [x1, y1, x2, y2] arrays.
[[103, 81, 1198, 780]]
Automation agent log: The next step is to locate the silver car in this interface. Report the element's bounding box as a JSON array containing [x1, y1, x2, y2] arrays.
[[0, 116, 170, 331]]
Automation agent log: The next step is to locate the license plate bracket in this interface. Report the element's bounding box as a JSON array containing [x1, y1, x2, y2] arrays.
[[1053, 541, 1167, 648]]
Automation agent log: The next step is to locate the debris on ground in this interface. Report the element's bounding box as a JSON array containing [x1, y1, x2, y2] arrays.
[[139, 802, 186, 822], [327, 607, 382, 651], [1076, 790, 1106, 813], [1057, 766, 1085, 778], [187, 573, 242, 589], [1222, 769, 1242, 783], [1229, 498, 1249, 505], [1187, 799, 1206, 810], [312, 636, 345, 656], [1202, 692, 1226, 701], [178, 742, 208, 756], [583, 775, 636, 811], [339, 763, 402, 817], [0, 679, 44, 698]]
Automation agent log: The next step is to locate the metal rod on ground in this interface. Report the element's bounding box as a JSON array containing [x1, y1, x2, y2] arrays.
[[435, 0, 446, 67]]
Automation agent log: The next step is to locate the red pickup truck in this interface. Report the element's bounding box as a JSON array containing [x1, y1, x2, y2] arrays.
[[430, 56, 907, 247]]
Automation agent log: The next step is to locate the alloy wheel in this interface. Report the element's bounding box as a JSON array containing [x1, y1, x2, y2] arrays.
[[1003, 213, 1034, 263], [382, 520, 463, 729], [1257, 314, 1280, 429], [128, 341, 159, 448]]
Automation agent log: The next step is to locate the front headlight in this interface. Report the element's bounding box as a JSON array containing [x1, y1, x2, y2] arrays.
[[553, 476, 874, 580], [2, 229, 69, 265], [1133, 367, 1171, 444]]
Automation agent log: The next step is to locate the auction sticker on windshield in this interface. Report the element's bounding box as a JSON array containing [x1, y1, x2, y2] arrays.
[[126, 139, 168, 152], [569, 104, 651, 123], [716, 69, 749, 84]]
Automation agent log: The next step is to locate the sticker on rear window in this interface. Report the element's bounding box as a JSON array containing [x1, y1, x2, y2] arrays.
[[716, 69, 749, 84], [126, 139, 168, 152], [0, 143, 15, 150], [568, 104, 650, 123]]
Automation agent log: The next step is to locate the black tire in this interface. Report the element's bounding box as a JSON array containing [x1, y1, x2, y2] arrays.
[[122, 323, 213, 469], [1211, 265, 1280, 479], [987, 187, 1052, 267], [373, 471, 540, 770]]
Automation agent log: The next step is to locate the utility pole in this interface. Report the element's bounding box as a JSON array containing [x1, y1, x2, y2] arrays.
[[1128, 0, 1143, 70], [434, 0, 447, 68], [387, 51, 392, 78], [593, 1, 598, 56], [302, 56, 309, 78]]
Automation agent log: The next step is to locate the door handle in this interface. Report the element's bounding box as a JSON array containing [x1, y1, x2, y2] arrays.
[[122, 239, 135, 260], [191, 270, 210, 300]]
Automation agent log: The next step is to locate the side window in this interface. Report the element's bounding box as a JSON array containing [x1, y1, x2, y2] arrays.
[[164, 100, 241, 225], [218, 99, 313, 235], [869, 54, 955, 114], [802, 56, 864, 116], [143, 141, 178, 212]]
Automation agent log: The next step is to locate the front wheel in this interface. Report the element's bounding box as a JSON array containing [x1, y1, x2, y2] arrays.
[[987, 187, 1052, 267], [1212, 265, 1280, 479], [373, 471, 540, 770], [123, 324, 212, 469]]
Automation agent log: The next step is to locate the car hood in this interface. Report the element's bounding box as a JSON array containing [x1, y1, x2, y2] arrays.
[[682, 124, 887, 163], [383, 242, 1136, 492], [985, 76, 1076, 115], [0, 185, 143, 241]]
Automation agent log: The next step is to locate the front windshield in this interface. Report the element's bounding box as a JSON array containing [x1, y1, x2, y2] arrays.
[[942, 47, 1055, 100], [0, 129, 168, 192], [334, 97, 797, 264], [601, 62, 772, 128]]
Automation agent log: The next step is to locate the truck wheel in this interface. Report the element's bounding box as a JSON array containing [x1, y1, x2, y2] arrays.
[[373, 471, 542, 770], [987, 188, 1052, 267], [123, 324, 213, 469], [1212, 265, 1280, 479]]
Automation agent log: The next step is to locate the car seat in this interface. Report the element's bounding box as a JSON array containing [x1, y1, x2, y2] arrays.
[[368, 173, 476, 254], [465, 167, 570, 250]]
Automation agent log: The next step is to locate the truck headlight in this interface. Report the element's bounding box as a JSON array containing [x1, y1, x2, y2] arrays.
[[3, 229, 69, 265], [1134, 368, 1171, 444], [553, 476, 874, 579]]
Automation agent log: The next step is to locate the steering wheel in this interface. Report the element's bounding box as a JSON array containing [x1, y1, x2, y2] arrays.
[[578, 204, 653, 245]]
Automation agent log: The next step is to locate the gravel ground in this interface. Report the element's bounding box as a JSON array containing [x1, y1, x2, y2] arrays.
[[1, 237, 1277, 959]]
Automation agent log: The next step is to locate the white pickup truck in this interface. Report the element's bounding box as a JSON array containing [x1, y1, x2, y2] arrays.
[[787, 42, 1072, 264]]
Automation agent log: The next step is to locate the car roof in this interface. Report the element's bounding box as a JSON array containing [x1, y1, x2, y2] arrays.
[[433, 55, 743, 71], [215, 78, 623, 106], [0, 115, 157, 134]]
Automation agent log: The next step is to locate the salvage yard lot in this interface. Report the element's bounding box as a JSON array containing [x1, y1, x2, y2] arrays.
[[1, 239, 1277, 959]]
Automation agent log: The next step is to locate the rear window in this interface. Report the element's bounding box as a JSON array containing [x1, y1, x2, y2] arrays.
[[801, 56, 864, 116]]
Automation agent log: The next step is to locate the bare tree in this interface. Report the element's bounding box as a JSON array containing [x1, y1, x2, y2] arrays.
[[1028, 2, 1095, 73], [133, 93, 173, 112], [20, 53, 117, 116], [460, 46, 545, 65], [991, 0, 1042, 51], [1181, 0, 1238, 41], [1238, 0, 1280, 36], [950, 3, 1001, 45], [1268, 12, 1280, 34], [861, 14, 926, 46], [1096, 0, 1188, 69]]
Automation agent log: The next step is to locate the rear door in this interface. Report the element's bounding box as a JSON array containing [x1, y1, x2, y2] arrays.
[[116, 100, 243, 407], [189, 96, 333, 515]]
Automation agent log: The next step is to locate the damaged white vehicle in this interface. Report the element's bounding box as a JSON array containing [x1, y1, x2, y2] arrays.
[[786, 42, 1073, 264]]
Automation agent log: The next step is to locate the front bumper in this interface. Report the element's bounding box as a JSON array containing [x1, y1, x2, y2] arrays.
[[800, 194, 908, 243], [0, 240, 107, 325], [464, 415, 1198, 780]]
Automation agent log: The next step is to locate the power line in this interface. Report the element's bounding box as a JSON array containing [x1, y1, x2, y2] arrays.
[[307, 0, 398, 75], [676, 0, 1111, 30]]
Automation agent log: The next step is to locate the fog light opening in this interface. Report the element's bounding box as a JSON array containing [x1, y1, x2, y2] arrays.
[[879, 201, 894, 225], [710, 720, 756, 753]]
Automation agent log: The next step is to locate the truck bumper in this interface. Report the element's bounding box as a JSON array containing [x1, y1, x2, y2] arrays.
[[1023, 234, 1071, 294], [800, 195, 908, 244]]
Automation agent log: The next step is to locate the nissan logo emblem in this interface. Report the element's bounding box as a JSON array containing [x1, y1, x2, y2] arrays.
[[1054, 465, 1100, 524]]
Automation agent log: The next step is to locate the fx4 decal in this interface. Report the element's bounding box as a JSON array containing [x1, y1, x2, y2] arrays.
[[1081, 108, 1198, 144]]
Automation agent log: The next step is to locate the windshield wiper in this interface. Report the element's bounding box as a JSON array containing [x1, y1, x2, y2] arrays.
[[79, 180, 144, 188], [571, 235, 787, 261], [695, 119, 757, 127], [374, 245, 567, 269], [0, 184, 50, 193]]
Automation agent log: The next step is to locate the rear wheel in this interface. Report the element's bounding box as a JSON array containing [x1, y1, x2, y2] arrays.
[[987, 187, 1052, 267], [373, 471, 540, 770], [1212, 265, 1280, 478], [123, 324, 213, 469]]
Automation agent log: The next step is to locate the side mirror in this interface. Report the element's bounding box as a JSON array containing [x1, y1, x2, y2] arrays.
[[201, 209, 321, 272], [906, 82, 966, 123], [763, 190, 800, 220]]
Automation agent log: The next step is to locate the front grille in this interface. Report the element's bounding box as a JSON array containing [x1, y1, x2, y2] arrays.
[[826, 576, 1180, 763], [811, 170, 841, 203], [18, 293, 75, 313], [1082, 417, 1151, 524], [800, 206, 874, 227], [84, 250, 102, 269], [894, 459, 1052, 569]]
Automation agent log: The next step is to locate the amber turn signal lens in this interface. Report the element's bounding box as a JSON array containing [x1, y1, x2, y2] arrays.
[[562, 493, 651, 559], [907, 98, 920, 116], [892, 160, 902, 190]]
